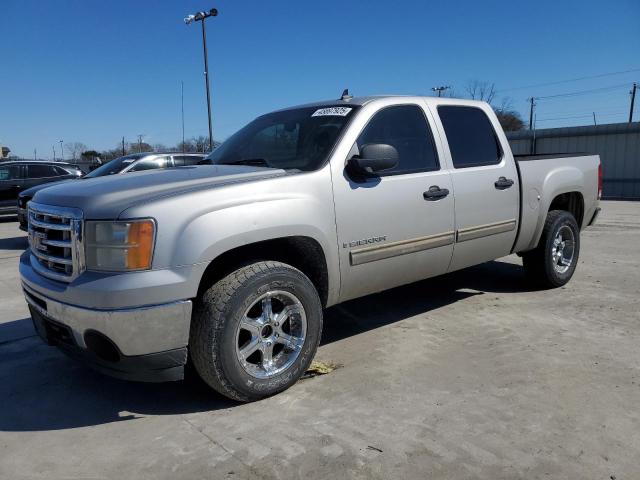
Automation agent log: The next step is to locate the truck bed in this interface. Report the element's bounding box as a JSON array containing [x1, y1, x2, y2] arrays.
[[512, 153, 600, 253]]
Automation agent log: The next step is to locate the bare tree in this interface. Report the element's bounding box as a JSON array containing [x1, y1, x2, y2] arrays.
[[129, 142, 153, 154], [153, 143, 168, 153], [494, 96, 525, 131], [465, 80, 496, 104], [193, 136, 209, 153], [445, 88, 458, 98], [64, 142, 87, 161]]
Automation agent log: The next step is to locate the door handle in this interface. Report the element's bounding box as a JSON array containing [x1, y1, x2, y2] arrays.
[[423, 185, 450, 201], [494, 177, 514, 190]]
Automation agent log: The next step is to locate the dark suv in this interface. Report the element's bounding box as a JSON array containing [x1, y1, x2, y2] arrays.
[[0, 161, 82, 216], [17, 152, 207, 230]]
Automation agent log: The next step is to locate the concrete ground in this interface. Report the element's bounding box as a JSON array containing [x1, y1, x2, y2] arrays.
[[0, 200, 638, 480]]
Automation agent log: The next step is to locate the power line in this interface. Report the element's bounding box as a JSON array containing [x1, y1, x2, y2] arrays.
[[499, 68, 640, 93], [538, 104, 629, 115], [537, 111, 625, 122], [535, 83, 633, 101]]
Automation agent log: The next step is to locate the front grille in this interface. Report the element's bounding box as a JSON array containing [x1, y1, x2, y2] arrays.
[[28, 202, 84, 282]]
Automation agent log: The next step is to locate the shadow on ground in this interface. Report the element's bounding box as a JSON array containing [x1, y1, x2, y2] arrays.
[[0, 259, 533, 432], [0, 215, 19, 224], [0, 235, 28, 250]]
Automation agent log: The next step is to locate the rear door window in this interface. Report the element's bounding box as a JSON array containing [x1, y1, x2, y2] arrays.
[[27, 164, 58, 178], [437, 106, 502, 168]]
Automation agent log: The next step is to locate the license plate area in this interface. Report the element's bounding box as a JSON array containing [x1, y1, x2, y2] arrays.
[[28, 305, 76, 347]]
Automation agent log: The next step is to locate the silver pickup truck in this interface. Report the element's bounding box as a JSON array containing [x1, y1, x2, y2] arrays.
[[20, 96, 601, 401]]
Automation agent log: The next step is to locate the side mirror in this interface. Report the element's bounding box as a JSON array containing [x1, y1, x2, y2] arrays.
[[347, 143, 399, 177]]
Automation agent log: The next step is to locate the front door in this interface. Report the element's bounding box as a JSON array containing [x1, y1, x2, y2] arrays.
[[331, 102, 455, 302], [434, 104, 520, 271]]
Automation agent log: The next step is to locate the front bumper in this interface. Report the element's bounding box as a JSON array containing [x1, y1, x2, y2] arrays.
[[23, 282, 192, 382], [17, 207, 27, 231]]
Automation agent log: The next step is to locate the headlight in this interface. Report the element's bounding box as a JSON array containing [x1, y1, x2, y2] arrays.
[[85, 219, 155, 271]]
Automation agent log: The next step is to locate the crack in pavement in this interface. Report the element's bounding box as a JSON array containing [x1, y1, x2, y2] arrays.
[[180, 415, 270, 479]]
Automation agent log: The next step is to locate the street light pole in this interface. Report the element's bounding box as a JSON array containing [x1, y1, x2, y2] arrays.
[[181, 81, 185, 153], [184, 8, 218, 153], [59, 140, 64, 161]]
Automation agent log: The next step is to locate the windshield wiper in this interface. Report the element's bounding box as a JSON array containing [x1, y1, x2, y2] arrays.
[[217, 158, 271, 167]]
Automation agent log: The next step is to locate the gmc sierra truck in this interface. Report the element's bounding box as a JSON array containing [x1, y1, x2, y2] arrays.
[[20, 96, 601, 401]]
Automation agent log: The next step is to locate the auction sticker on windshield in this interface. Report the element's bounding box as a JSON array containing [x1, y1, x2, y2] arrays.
[[312, 107, 352, 117]]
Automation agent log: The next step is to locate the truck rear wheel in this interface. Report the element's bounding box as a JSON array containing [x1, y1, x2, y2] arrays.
[[522, 210, 580, 288], [190, 261, 322, 401]]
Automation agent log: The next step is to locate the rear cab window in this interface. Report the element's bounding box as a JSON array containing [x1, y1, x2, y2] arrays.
[[129, 156, 171, 172], [437, 106, 502, 168], [172, 155, 206, 166]]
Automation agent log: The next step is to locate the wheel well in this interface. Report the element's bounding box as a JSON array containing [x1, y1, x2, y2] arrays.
[[548, 192, 584, 228], [197, 236, 329, 307]]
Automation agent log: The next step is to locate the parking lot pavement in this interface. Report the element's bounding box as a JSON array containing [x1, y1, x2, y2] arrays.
[[0, 201, 638, 479]]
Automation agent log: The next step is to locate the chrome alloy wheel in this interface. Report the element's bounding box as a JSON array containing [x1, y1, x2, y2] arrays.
[[235, 291, 307, 379], [551, 225, 575, 274]]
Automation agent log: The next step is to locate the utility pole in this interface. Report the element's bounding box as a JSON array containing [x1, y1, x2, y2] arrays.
[[527, 97, 536, 130], [530, 114, 537, 155], [122, 136, 126, 156], [137, 134, 144, 153], [181, 81, 186, 153], [59, 140, 64, 161], [431, 86, 450, 97], [184, 8, 218, 152], [34, 149, 37, 161], [630, 82, 637, 123], [52, 145, 56, 161], [593, 112, 597, 126]]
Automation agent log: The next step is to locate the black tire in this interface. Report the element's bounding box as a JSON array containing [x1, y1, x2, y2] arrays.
[[522, 210, 580, 288], [190, 261, 322, 402]]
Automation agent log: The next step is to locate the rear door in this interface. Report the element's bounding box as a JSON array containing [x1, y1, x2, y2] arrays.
[[433, 104, 519, 271], [0, 164, 23, 209], [332, 102, 455, 301]]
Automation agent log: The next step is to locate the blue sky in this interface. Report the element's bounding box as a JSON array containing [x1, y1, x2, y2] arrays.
[[1, 0, 639, 159]]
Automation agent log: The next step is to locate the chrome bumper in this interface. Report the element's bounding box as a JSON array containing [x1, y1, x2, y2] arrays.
[[23, 283, 192, 357]]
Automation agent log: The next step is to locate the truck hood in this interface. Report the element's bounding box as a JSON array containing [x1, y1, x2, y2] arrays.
[[21, 178, 77, 199], [32, 165, 286, 219]]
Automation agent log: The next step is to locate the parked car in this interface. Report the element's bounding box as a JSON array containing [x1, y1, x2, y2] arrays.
[[17, 152, 207, 230], [20, 96, 601, 401], [0, 161, 82, 216]]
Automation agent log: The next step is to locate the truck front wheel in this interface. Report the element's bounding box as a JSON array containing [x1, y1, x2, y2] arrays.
[[190, 261, 323, 401], [522, 210, 580, 288]]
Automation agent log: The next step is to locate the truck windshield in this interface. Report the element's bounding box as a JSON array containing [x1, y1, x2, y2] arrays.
[[207, 105, 359, 171]]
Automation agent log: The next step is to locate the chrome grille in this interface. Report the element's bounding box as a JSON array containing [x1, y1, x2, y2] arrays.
[[28, 202, 84, 283]]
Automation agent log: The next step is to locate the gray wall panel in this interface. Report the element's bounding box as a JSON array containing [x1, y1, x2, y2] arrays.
[[508, 122, 640, 199]]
